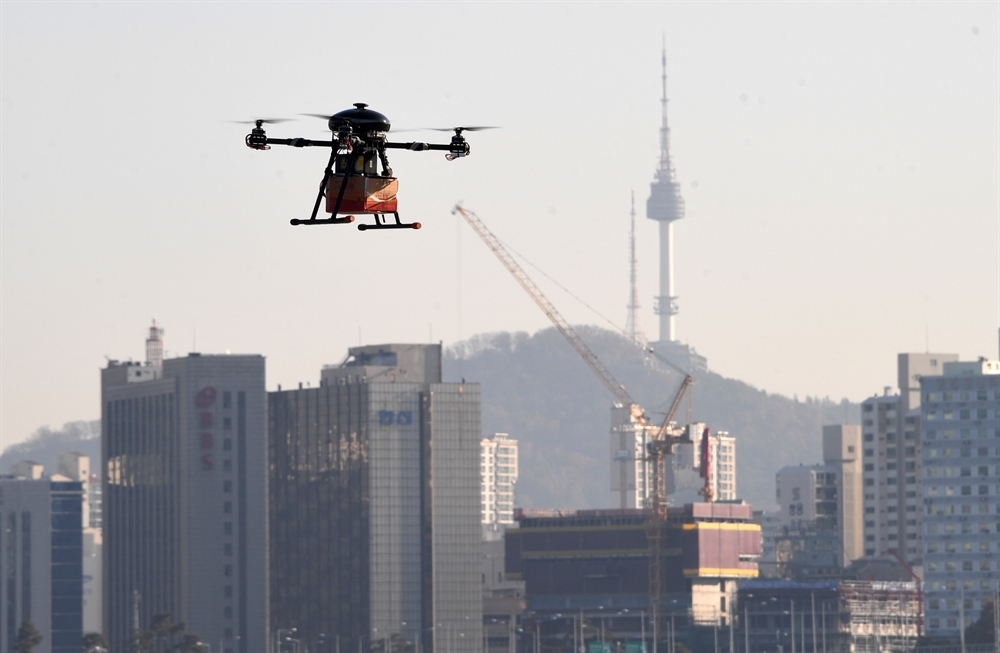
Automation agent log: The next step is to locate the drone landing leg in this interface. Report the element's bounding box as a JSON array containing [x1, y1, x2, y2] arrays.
[[358, 212, 421, 231], [290, 148, 355, 226]]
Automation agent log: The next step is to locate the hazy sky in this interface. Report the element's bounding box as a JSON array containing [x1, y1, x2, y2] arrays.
[[2, 2, 997, 451]]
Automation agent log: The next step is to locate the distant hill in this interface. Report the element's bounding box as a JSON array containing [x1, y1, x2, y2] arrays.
[[444, 327, 859, 511], [1, 420, 101, 476]]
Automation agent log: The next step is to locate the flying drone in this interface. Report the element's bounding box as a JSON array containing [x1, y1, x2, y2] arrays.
[[242, 103, 491, 231]]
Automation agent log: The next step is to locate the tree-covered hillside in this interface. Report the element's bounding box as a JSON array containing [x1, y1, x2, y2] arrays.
[[444, 327, 859, 511]]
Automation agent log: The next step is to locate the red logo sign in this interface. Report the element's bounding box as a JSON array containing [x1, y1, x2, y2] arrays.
[[196, 387, 217, 408]]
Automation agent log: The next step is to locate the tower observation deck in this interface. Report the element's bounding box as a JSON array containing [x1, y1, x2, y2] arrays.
[[645, 46, 706, 373]]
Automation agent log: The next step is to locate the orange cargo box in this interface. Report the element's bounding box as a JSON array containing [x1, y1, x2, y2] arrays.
[[325, 176, 398, 215]]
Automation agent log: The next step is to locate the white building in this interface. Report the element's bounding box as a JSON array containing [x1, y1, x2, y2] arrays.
[[0, 469, 85, 653], [481, 433, 518, 540], [861, 352, 956, 567], [920, 357, 1000, 637], [665, 424, 737, 504]]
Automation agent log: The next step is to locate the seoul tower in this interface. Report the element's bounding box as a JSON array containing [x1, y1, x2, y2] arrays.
[[646, 45, 706, 371]]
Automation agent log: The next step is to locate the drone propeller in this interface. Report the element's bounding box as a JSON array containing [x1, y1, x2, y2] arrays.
[[300, 113, 335, 121], [431, 126, 499, 134], [230, 118, 293, 125]]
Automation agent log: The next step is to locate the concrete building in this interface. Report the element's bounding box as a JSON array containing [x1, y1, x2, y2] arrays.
[[919, 357, 1000, 638], [861, 352, 957, 566], [56, 452, 102, 635], [101, 336, 268, 653], [665, 425, 736, 505], [770, 426, 862, 577], [268, 344, 482, 653], [823, 425, 864, 565], [481, 433, 518, 541], [645, 46, 706, 373], [0, 471, 84, 653]]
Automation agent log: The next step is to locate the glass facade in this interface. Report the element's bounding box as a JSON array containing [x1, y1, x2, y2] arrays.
[[104, 390, 180, 653], [268, 352, 482, 653], [50, 483, 83, 653], [269, 383, 372, 652]]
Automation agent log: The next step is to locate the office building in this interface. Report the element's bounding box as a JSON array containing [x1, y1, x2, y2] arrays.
[[861, 353, 956, 566], [481, 433, 518, 540], [0, 470, 84, 653], [102, 329, 268, 653], [56, 453, 102, 635], [268, 344, 482, 653], [920, 357, 1000, 637]]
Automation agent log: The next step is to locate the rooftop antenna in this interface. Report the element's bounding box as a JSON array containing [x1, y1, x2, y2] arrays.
[[625, 192, 648, 348], [146, 319, 164, 366]]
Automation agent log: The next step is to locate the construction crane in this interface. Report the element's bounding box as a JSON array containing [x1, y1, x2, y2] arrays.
[[452, 204, 647, 425], [454, 204, 706, 651]]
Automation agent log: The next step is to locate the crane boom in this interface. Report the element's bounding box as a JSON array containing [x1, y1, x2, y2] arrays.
[[453, 204, 645, 422]]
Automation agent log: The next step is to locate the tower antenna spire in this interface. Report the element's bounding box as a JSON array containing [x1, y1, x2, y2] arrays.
[[625, 192, 648, 348], [659, 36, 673, 177]]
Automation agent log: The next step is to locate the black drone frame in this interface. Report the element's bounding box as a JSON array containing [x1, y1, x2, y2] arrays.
[[246, 121, 470, 231]]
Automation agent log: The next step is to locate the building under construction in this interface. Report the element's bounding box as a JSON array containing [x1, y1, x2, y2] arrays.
[[505, 504, 760, 635], [737, 579, 922, 653]]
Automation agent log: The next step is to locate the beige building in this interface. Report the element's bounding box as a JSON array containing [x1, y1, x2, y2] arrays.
[[823, 424, 864, 565]]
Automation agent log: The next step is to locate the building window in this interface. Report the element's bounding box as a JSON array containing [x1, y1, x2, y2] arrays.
[[223, 438, 232, 451], [223, 480, 232, 493], [224, 501, 232, 514], [224, 522, 232, 535], [224, 585, 233, 598], [224, 543, 233, 556], [224, 564, 232, 577]]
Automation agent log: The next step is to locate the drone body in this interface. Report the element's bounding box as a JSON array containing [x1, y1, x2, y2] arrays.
[[244, 103, 488, 232]]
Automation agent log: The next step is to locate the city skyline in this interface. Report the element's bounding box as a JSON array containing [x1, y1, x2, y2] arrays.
[[2, 3, 998, 451]]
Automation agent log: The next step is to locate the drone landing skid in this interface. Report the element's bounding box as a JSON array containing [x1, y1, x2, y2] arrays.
[[358, 213, 421, 231], [290, 216, 355, 226]]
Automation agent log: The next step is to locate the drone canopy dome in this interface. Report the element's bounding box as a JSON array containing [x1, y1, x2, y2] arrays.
[[330, 103, 390, 133]]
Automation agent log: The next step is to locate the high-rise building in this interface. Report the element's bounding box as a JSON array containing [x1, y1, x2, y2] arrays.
[[56, 452, 102, 635], [609, 403, 649, 509], [101, 332, 268, 653], [268, 344, 482, 653], [861, 353, 957, 566], [645, 46, 706, 373], [823, 424, 864, 565], [919, 357, 1000, 638], [665, 425, 736, 504], [481, 433, 518, 540], [0, 469, 84, 653]]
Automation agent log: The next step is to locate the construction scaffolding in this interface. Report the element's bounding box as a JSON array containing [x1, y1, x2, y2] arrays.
[[738, 580, 922, 653]]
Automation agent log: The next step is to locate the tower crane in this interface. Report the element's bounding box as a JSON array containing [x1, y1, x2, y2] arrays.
[[452, 204, 701, 649]]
